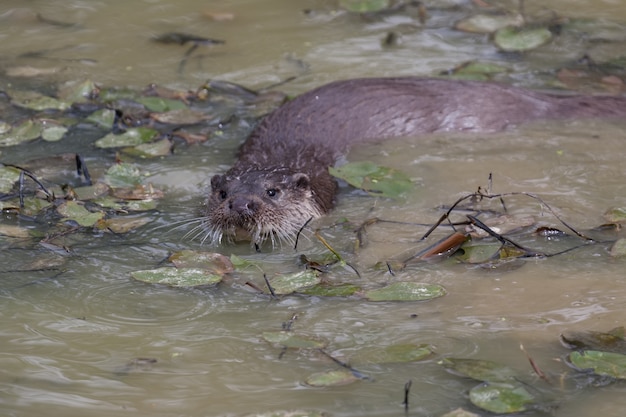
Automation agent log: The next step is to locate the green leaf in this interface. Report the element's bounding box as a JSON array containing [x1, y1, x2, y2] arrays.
[[86, 108, 116, 129], [364, 282, 446, 302], [469, 382, 535, 414], [439, 358, 519, 383], [0, 119, 43, 147], [560, 327, 626, 354], [57, 201, 105, 227], [567, 350, 626, 379], [124, 138, 172, 158], [300, 283, 361, 297], [131, 267, 223, 287], [57, 80, 99, 103], [103, 163, 144, 187], [135, 96, 187, 112], [305, 369, 359, 387], [261, 331, 327, 349], [41, 125, 68, 142], [329, 161, 412, 198], [94, 127, 158, 148], [0, 166, 21, 193], [267, 270, 321, 295], [352, 343, 433, 364], [339, 0, 391, 13], [9, 90, 70, 111], [169, 250, 234, 274], [455, 14, 524, 34], [494, 26, 552, 52]]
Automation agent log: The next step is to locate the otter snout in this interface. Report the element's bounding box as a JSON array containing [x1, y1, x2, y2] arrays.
[[229, 196, 258, 216]]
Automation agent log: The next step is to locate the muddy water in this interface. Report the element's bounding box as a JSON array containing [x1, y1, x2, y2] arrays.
[[1, 0, 626, 416]]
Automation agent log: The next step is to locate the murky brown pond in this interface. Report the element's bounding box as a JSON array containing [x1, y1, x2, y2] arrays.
[[1, 1, 626, 416]]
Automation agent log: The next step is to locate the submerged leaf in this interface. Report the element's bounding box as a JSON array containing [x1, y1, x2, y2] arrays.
[[57, 201, 104, 227], [439, 358, 519, 383], [95, 127, 158, 148], [169, 250, 234, 274], [352, 343, 433, 364], [469, 382, 535, 414], [455, 13, 524, 34], [103, 163, 144, 187], [0, 166, 21, 193], [560, 327, 626, 354], [305, 369, 359, 387], [494, 26, 552, 52], [261, 331, 327, 349], [566, 350, 626, 380], [300, 283, 361, 297], [131, 267, 222, 287], [267, 270, 321, 295], [364, 282, 446, 302], [339, 0, 391, 13], [329, 161, 412, 198], [0, 119, 43, 147]]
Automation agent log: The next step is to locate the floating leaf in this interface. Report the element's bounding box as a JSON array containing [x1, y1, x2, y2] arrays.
[[305, 369, 359, 387], [439, 358, 519, 383], [86, 108, 116, 129], [455, 13, 524, 34], [566, 350, 626, 379], [72, 183, 111, 201], [261, 331, 327, 349], [169, 250, 234, 274], [267, 270, 321, 295], [242, 410, 327, 417], [448, 61, 509, 81], [150, 108, 209, 125], [136, 96, 187, 112], [300, 283, 361, 297], [560, 327, 626, 354], [469, 382, 535, 414], [329, 161, 412, 198], [364, 282, 446, 302], [57, 80, 99, 103], [609, 239, 626, 257], [56, 201, 104, 227], [131, 267, 222, 287], [96, 216, 152, 234], [0, 166, 21, 193], [9, 90, 70, 111], [339, 0, 391, 13], [95, 127, 158, 148], [111, 184, 163, 200], [41, 125, 68, 142], [124, 138, 172, 157], [0, 224, 31, 238], [0, 119, 43, 147], [56, 200, 99, 224], [494, 26, 552, 52], [440, 408, 481, 417], [103, 163, 144, 187], [352, 344, 433, 364]]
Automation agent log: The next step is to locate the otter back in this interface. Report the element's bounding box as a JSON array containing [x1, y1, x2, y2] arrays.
[[206, 77, 626, 246]]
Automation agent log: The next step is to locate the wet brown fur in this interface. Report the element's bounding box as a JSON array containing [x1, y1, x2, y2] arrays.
[[205, 77, 626, 245]]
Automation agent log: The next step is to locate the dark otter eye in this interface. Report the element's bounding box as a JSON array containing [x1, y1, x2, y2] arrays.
[[266, 188, 279, 198], [219, 190, 227, 200]]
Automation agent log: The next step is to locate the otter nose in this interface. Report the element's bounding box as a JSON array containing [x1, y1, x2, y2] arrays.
[[229, 197, 257, 215]]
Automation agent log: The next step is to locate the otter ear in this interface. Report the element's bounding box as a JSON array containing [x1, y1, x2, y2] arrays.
[[291, 173, 310, 189], [210, 174, 225, 190]]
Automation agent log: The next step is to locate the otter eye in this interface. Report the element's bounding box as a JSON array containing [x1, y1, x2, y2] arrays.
[[219, 190, 227, 200], [266, 188, 279, 198]]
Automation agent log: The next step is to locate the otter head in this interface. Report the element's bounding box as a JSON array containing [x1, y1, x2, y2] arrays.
[[203, 169, 324, 246]]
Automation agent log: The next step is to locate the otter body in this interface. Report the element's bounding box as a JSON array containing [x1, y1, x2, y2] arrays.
[[205, 77, 626, 245]]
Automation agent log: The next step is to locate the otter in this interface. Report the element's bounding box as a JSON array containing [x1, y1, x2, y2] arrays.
[[204, 77, 626, 246]]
